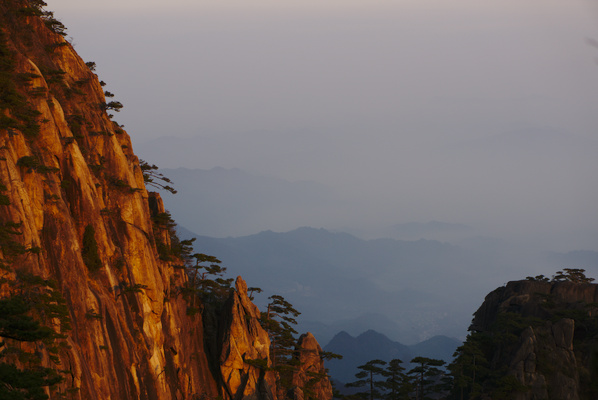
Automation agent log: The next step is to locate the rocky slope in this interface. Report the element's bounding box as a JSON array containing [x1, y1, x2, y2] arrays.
[[291, 333, 333, 400], [0, 2, 331, 399], [452, 279, 598, 400]]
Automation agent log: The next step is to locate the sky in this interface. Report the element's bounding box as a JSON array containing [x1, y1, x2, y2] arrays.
[[46, 0, 598, 250]]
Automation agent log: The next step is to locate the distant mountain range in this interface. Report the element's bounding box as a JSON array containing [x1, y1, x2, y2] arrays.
[[181, 226, 598, 344], [148, 166, 475, 242], [345, 221, 473, 242], [386, 221, 471, 239], [151, 158, 598, 345], [323, 330, 461, 384], [147, 167, 340, 237]]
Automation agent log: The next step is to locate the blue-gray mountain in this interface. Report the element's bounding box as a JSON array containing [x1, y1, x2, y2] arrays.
[[185, 227, 598, 344], [147, 167, 338, 237], [323, 330, 461, 384], [145, 167, 478, 241]]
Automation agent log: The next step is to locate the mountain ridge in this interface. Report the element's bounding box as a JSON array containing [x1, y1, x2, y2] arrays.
[[323, 329, 461, 384], [187, 226, 598, 344]]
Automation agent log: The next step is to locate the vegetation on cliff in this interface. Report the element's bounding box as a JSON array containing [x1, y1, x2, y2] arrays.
[[259, 294, 340, 399], [448, 269, 598, 400], [9, 2, 596, 400], [337, 270, 598, 400], [0, 1, 335, 399], [0, 272, 73, 399]]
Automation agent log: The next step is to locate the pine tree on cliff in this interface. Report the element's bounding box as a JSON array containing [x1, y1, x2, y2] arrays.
[[0, 273, 72, 399], [140, 159, 177, 194], [187, 252, 233, 303], [261, 294, 301, 367], [526, 268, 595, 283], [148, 195, 232, 309], [447, 336, 489, 400], [552, 268, 595, 283]]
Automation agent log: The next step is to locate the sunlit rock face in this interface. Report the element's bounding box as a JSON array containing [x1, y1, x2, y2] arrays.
[[219, 277, 276, 400], [469, 280, 598, 400], [290, 333, 333, 400], [0, 2, 219, 398], [0, 3, 333, 399]]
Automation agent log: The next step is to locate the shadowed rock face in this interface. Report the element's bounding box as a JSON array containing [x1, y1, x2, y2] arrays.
[[468, 280, 598, 400], [0, 3, 331, 400]]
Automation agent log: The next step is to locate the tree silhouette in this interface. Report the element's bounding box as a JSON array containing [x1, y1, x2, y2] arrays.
[[260, 295, 301, 367], [346, 359, 388, 400], [552, 268, 595, 283], [448, 334, 489, 400], [188, 252, 233, 302], [408, 357, 446, 400], [383, 359, 412, 400], [140, 160, 177, 194], [0, 273, 73, 399]]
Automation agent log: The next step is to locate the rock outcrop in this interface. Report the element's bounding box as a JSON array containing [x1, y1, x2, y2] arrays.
[[458, 280, 598, 400], [219, 277, 276, 400], [290, 333, 333, 400], [0, 2, 332, 399]]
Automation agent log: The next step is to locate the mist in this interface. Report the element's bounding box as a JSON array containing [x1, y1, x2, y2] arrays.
[[45, 0, 598, 253]]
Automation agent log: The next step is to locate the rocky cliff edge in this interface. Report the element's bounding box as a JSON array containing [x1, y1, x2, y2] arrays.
[[463, 280, 598, 400], [0, 2, 331, 399]]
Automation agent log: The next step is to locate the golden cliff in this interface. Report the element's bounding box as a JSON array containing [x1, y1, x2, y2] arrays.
[[0, 1, 332, 399]]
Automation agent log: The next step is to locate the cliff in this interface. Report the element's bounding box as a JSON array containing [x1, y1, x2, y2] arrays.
[[0, 2, 331, 399], [219, 277, 277, 400], [290, 333, 333, 400], [452, 279, 598, 400]]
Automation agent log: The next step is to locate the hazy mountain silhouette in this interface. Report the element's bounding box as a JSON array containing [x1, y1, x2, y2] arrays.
[[300, 313, 403, 346], [180, 226, 598, 344], [324, 330, 461, 384], [147, 167, 339, 237], [374, 221, 472, 242], [546, 250, 598, 270]]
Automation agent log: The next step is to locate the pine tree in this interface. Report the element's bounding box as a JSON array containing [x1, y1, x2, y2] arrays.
[[260, 295, 301, 367], [0, 273, 73, 399], [139, 160, 177, 194], [552, 268, 595, 283], [408, 357, 446, 400], [383, 359, 412, 400], [346, 359, 389, 400], [448, 334, 489, 400]]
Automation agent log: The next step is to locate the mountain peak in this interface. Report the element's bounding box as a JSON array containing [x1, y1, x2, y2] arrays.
[[357, 329, 391, 342]]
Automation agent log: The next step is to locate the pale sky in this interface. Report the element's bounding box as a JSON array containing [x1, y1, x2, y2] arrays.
[[45, 0, 598, 250]]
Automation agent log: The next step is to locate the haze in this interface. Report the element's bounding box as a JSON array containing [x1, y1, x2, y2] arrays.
[[46, 0, 598, 251]]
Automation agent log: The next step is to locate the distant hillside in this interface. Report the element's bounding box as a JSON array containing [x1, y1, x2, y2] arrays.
[[190, 227, 484, 343], [0, 3, 334, 399], [185, 226, 598, 344], [300, 313, 404, 346], [546, 250, 598, 269], [381, 221, 472, 241], [323, 330, 461, 384], [150, 167, 339, 237], [149, 167, 476, 243]]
